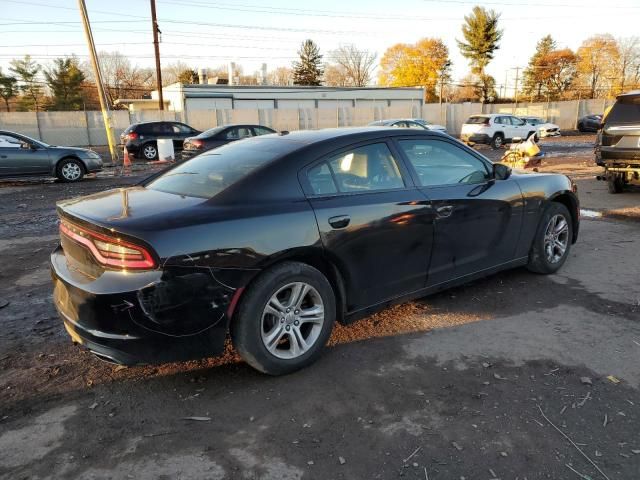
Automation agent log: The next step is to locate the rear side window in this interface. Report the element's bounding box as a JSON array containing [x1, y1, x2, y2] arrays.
[[466, 116, 490, 125], [308, 143, 404, 195], [606, 97, 640, 124], [146, 138, 287, 198]]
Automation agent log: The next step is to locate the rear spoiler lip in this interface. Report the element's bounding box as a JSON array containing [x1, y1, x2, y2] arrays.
[[55, 206, 161, 268]]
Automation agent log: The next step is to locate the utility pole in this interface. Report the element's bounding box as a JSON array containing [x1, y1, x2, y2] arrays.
[[513, 67, 520, 114], [77, 0, 118, 163], [150, 0, 164, 110]]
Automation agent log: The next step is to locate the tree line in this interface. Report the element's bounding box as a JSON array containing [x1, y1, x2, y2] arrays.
[[0, 5, 638, 112]]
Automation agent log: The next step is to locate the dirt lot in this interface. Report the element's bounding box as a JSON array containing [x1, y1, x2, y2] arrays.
[[1, 136, 639, 479]]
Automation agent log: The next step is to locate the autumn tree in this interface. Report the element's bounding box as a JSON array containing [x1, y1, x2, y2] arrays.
[[328, 45, 376, 87], [576, 35, 620, 98], [543, 49, 578, 99], [378, 38, 451, 101], [0, 68, 18, 112], [162, 62, 197, 85], [267, 66, 293, 86], [10, 55, 45, 111], [44, 57, 86, 110], [292, 39, 323, 86], [457, 6, 503, 102], [522, 35, 556, 101]]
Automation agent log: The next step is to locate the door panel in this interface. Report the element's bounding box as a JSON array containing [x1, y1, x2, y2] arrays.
[[0, 134, 50, 175], [310, 190, 434, 310], [395, 137, 523, 286], [305, 142, 434, 311]]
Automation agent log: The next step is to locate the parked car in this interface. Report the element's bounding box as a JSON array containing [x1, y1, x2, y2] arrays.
[[460, 114, 537, 149], [520, 116, 561, 138], [0, 130, 102, 182], [51, 127, 579, 375], [577, 114, 602, 132], [368, 118, 447, 134], [181, 124, 276, 160], [595, 90, 640, 193], [120, 121, 201, 160]]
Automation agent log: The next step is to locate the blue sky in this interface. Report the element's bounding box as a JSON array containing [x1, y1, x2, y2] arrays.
[[0, 0, 638, 96]]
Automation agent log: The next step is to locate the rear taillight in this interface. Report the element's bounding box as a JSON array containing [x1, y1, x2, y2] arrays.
[[191, 139, 204, 148], [127, 132, 138, 140], [60, 220, 156, 270]]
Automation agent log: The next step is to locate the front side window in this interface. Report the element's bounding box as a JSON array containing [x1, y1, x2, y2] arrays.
[[398, 139, 490, 187], [254, 126, 275, 136], [324, 143, 405, 193]]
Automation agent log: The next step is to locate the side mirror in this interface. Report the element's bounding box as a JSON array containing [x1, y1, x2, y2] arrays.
[[493, 163, 512, 180]]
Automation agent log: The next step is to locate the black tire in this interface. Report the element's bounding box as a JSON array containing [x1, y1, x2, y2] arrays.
[[141, 142, 158, 160], [231, 261, 336, 376], [527, 202, 573, 275], [56, 158, 85, 183], [607, 175, 624, 194], [577, 123, 585, 132], [490, 133, 504, 149]]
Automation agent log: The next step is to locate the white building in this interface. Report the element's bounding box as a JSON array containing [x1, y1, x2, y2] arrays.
[[117, 83, 425, 113]]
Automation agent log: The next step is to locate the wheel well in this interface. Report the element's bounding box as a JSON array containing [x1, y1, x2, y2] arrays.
[[551, 194, 578, 243], [55, 156, 86, 173], [240, 252, 348, 325]]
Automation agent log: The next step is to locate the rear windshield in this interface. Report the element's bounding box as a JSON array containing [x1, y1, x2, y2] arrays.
[[606, 97, 640, 124], [466, 116, 490, 125], [146, 137, 289, 199]]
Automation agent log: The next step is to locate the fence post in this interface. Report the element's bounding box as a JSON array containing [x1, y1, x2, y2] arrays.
[[84, 108, 92, 147], [36, 111, 43, 141]]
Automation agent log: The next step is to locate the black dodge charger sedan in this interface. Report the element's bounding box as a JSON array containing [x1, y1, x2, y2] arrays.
[[181, 124, 276, 161], [51, 128, 579, 375]]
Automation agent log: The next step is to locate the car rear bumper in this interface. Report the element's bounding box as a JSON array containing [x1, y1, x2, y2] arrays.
[[50, 245, 234, 365], [460, 133, 491, 144], [600, 147, 640, 161], [180, 149, 200, 161]]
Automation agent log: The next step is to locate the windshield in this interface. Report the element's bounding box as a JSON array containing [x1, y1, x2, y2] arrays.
[[606, 97, 640, 124], [146, 137, 288, 199], [466, 116, 490, 125]]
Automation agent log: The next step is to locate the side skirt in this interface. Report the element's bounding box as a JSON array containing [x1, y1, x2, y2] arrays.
[[342, 257, 529, 324]]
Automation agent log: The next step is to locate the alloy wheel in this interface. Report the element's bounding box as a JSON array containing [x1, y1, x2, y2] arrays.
[[61, 162, 82, 181], [143, 145, 157, 159], [544, 214, 569, 264], [261, 282, 325, 359]]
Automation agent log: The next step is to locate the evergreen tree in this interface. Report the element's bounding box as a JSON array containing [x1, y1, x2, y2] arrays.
[[177, 69, 198, 84], [457, 6, 503, 102], [0, 68, 18, 112], [522, 35, 557, 101], [45, 57, 86, 111], [292, 40, 324, 86], [9, 55, 44, 111]]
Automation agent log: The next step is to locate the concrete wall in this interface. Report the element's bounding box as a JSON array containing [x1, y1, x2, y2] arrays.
[[0, 99, 611, 146]]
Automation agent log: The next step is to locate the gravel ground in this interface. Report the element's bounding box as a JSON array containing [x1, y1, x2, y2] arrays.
[[1, 138, 639, 479]]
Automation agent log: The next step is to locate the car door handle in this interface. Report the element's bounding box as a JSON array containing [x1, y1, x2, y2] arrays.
[[436, 205, 454, 218], [328, 215, 350, 229]]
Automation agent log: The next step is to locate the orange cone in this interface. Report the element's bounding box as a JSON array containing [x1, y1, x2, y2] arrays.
[[123, 145, 132, 168]]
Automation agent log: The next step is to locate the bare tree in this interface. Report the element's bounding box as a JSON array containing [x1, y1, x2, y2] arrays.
[[329, 45, 376, 87], [323, 64, 349, 87], [82, 51, 154, 107], [267, 66, 293, 86], [616, 37, 640, 92], [162, 61, 193, 85]]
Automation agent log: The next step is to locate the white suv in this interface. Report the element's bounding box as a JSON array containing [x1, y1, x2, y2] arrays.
[[460, 114, 537, 149]]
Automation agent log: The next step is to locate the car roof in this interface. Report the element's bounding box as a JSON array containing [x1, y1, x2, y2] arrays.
[[616, 90, 640, 99], [262, 127, 445, 146]]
